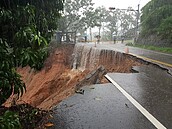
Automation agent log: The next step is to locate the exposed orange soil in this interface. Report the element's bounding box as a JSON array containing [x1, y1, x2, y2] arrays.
[[4, 45, 142, 110], [15, 45, 89, 110], [100, 58, 142, 83]]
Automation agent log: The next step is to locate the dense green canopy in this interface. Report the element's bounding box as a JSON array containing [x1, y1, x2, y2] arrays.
[[0, 0, 64, 105], [140, 0, 172, 43]]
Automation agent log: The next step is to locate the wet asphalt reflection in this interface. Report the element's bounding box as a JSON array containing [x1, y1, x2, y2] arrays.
[[107, 65, 172, 128], [49, 83, 156, 129], [48, 43, 172, 129]]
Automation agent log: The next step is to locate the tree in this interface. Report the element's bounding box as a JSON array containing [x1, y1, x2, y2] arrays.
[[0, 0, 64, 105], [140, 0, 172, 45], [58, 0, 94, 32], [106, 9, 118, 40], [105, 7, 137, 40], [94, 7, 108, 38], [82, 7, 103, 41], [0, 39, 25, 105], [119, 8, 137, 37], [157, 16, 172, 41]]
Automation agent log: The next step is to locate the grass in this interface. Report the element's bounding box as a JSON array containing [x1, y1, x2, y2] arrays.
[[126, 43, 172, 54]]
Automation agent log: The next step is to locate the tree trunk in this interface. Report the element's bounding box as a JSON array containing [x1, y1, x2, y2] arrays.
[[111, 31, 113, 41], [89, 28, 92, 42]]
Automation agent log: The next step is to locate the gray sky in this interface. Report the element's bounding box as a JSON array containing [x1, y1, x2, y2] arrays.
[[92, 0, 151, 10]]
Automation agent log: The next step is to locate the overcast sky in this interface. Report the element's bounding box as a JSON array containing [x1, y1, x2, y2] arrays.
[[92, 0, 151, 10]]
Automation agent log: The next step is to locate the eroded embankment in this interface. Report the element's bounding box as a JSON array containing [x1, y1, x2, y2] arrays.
[[5, 44, 143, 110], [73, 44, 142, 72]]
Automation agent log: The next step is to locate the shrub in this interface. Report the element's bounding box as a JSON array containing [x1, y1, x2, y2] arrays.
[[0, 110, 21, 129]]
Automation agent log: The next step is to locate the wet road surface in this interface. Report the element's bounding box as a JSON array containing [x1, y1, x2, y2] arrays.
[[107, 65, 172, 128], [49, 65, 172, 129], [49, 83, 156, 129], [47, 43, 172, 129]]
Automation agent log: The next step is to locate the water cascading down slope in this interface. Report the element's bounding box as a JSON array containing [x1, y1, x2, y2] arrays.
[[72, 44, 127, 71]]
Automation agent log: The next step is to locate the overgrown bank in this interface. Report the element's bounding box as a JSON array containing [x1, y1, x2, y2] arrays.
[[0, 1, 64, 128], [138, 0, 172, 47]]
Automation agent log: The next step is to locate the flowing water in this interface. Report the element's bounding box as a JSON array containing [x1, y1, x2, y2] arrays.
[[72, 44, 126, 71]]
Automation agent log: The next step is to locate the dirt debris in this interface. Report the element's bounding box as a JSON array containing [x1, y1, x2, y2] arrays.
[[13, 45, 90, 110], [4, 44, 142, 110]]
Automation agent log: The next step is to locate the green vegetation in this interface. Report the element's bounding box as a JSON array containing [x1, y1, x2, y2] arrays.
[[140, 0, 172, 44], [0, 0, 64, 128], [0, 0, 64, 104], [0, 104, 48, 129], [0, 110, 21, 129], [127, 43, 172, 54]]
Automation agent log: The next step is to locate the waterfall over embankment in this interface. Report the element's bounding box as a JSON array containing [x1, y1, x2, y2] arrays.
[[72, 44, 136, 72]]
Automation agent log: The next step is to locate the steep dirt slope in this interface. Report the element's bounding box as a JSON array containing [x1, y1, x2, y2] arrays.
[[4, 44, 142, 110], [16, 45, 89, 110]]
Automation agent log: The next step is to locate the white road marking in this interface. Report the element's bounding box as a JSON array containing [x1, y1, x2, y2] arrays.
[[105, 74, 167, 129]]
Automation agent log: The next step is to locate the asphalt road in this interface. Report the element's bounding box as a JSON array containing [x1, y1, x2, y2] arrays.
[[106, 65, 172, 129], [49, 84, 156, 129], [49, 65, 172, 129], [48, 43, 172, 129]]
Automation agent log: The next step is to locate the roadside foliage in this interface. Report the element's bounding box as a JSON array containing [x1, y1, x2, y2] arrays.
[[0, 0, 64, 128], [140, 0, 172, 44]]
